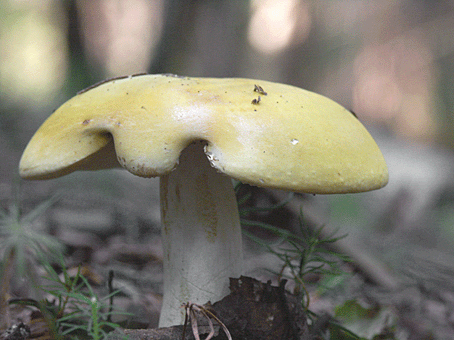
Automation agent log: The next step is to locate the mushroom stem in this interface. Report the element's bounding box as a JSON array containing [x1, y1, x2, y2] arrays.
[[159, 142, 243, 327]]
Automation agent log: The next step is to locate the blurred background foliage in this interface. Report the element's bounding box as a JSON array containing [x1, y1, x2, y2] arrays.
[[1, 0, 453, 150]]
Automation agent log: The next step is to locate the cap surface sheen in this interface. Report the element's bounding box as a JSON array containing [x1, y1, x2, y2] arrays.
[[19, 74, 388, 194]]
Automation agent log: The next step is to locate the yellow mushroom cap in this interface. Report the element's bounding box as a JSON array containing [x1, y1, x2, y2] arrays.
[[19, 74, 388, 194]]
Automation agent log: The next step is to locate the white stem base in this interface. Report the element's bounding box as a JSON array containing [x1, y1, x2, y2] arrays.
[[158, 142, 243, 327]]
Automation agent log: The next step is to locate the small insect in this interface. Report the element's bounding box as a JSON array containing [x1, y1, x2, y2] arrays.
[[254, 84, 267, 95], [251, 96, 261, 105], [181, 302, 232, 340]]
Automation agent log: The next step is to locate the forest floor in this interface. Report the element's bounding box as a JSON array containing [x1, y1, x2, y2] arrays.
[[2, 138, 454, 339]]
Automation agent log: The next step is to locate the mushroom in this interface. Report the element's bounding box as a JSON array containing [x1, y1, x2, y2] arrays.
[[19, 74, 388, 327]]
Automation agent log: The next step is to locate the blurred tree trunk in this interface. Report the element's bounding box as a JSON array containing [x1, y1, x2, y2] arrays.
[[150, 0, 249, 77], [63, 0, 101, 95]]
